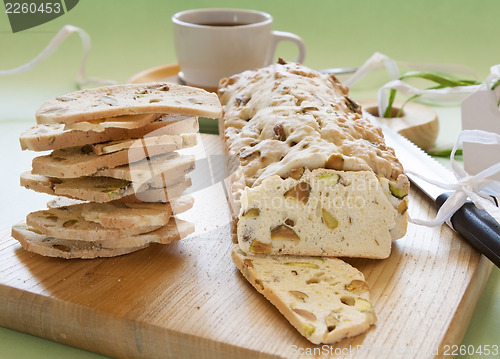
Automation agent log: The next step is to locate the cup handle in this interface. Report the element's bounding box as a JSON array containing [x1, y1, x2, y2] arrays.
[[267, 31, 306, 65]]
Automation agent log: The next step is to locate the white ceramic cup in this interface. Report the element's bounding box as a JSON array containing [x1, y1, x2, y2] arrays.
[[172, 8, 306, 90]]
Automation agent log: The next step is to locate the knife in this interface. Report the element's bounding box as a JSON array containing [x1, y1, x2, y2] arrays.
[[379, 122, 500, 268]]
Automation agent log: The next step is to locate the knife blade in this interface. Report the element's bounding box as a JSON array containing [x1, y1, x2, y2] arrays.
[[379, 122, 500, 268]]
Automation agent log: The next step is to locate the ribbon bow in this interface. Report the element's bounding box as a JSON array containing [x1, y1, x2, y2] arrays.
[[344, 52, 483, 117], [408, 129, 500, 227]]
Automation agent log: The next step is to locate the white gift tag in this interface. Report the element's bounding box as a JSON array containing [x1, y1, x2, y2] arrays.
[[462, 88, 500, 195]]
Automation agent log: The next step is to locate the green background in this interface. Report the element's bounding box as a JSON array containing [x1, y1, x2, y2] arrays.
[[2, 0, 500, 121], [1, 1, 499, 358]]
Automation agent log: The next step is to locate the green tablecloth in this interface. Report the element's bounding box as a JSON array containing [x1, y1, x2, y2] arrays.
[[1, 1, 499, 358]]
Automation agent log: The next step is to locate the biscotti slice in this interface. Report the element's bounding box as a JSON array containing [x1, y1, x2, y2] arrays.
[[12, 216, 195, 259], [30, 140, 187, 178], [63, 113, 160, 132], [124, 180, 192, 203], [45, 193, 194, 212], [94, 153, 195, 188], [20, 172, 64, 197], [47, 197, 86, 208], [219, 61, 409, 256], [79, 197, 195, 228], [45, 195, 193, 241], [238, 169, 406, 259], [81, 202, 171, 228], [26, 203, 164, 241], [47, 176, 134, 202], [36, 83, 221, 124], [12, 224, 149, 259], [90, 133, 197, 155], [125, 216, 195, 245], [231, 245, 376, 344], [31, 146, 129, 178], [11, 224, 149, 259], [81, 195, 194, 229], [20, 172, 190, 203], [20, 116, 199, 151]]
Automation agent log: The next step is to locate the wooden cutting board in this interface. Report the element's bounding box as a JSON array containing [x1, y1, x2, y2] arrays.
[[0, 134, 493, 359]]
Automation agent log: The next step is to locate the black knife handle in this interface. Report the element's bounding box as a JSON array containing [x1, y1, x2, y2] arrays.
[[436, 192, 500, 268]]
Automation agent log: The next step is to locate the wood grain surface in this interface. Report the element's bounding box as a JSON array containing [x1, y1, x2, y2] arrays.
[[0, 134, 493, 359]]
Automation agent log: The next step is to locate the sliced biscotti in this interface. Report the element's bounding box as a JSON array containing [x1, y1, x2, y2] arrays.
[[117, 179, 192, 203], [20, 116, 199, 151], [25, 195, 194, 244], [26, 203, 164, 241], [30, 137, 192, 178], [21, 172, 192, 204], [63, 112, 160, 132], [81, 202, 172, 228], [123, 186, 183, 203], [90, 133, 197, 155], [36, 83, 221, 124], [15, 82, 215, 259], [45, 192, 195, 211], [231, 245, 376, 344], [21, 171, 192, 203], [12, 216, 194, 259], [47, 197, 86, 208], [238, 169, 405, 259], [94, 153, 196, 188], [79, 195, 193, 228], [219, 61, 409, 256], [12, 224, 149, 259]]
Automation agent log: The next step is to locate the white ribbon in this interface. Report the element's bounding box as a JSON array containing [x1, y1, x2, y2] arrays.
[[0, 24, 117, 88], [408, 129, 500, 227], [345, 52, 488, 116], [344, 52, 400, 88], [377, 81, 481, 118]]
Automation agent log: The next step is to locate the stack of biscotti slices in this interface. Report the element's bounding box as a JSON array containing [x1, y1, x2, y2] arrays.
[[219, 61, 411, 344], [12, 82, 221, 259]]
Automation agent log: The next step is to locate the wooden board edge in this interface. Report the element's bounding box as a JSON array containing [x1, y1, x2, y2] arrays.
[[436, 255, 493, 358]]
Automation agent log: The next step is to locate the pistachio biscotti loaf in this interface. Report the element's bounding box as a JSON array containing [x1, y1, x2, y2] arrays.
[[219, 61, 409, 258]]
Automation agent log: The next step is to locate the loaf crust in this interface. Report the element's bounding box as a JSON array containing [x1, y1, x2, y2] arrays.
[[219, 62, 405, 187]]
